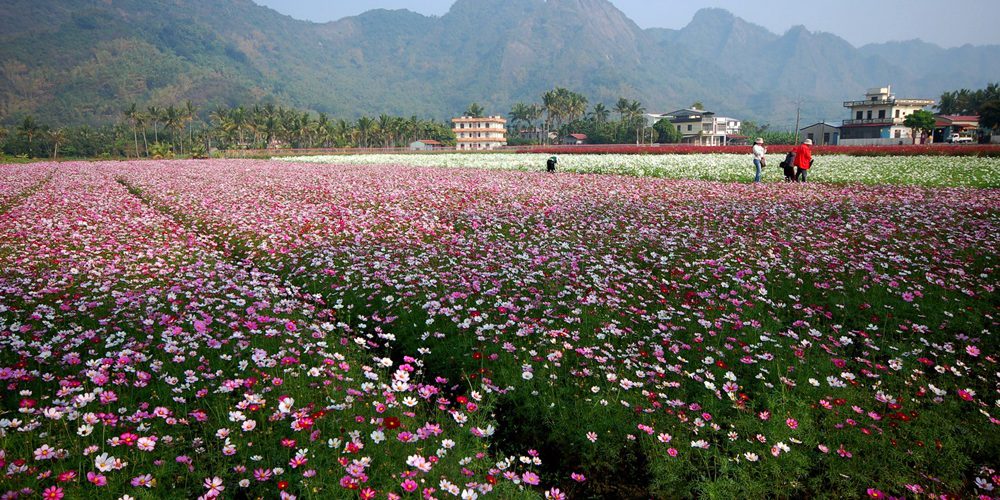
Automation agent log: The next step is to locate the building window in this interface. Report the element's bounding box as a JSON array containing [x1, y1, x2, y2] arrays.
[[807, 133, 814, 141], [856, 111, 863, 120], [878, 110, 886, 119], [676, 125, 681, 131], [895, 110, 900, 118], [895, 129, 901, 138], [867, 110, 872, 120], [687, 125, 692, 131], [824, 132, 830, 143]]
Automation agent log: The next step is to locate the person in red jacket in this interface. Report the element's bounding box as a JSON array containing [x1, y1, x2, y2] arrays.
[[791, 138, 813, 182]]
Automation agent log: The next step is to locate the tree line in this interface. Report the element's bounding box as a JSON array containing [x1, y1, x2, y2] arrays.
[[498, 88, 670, 145], [1, 103, 458, 160], [492, 88, 800, 146], [936, 83, 1000, 131]]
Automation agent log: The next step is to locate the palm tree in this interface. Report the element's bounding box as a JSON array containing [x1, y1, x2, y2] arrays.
[[615, 98, 630, 124], [147, 105, 162, 143], [163, 105, 183, 153], [356, 116, 374, 148], [509, 102, 533, 134], [124, 103, 140, 159], [209, 106, 231, 149], [48, 128, 66, 159], [16, 116, 41, 157], [527, 104, 544, 140], [333, 119, 351, 147], [591, 103, 610, 124], [406, 115, 420, 143], [262, 112, 281, 149], [566, 93, 588, 123], [184, 100, 197, 152], [376, 114, 394, 147], [230, 106, 247, 148], [464, 102, 485, 118], [542, 89, 566, 143], [315, 113, 330, 148], [627, 100, 646, 145]]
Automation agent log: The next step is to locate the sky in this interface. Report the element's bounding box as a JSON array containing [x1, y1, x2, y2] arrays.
[[252, 0, 1000, 48]]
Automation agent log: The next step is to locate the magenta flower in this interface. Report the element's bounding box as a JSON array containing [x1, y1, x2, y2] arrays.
[[401, 479, 418, 492], [42, 486, 64, 500]]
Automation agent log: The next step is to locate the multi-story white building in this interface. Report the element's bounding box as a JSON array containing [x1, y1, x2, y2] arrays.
[[662, 109, 741, 146], [452, 116, 507, 151], [840, 86, 934, 145]]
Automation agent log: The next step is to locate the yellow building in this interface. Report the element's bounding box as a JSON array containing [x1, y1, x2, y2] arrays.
[[452, 116, 507, 151]]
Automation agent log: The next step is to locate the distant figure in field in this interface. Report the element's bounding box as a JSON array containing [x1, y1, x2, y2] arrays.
[[791, 138, 813, 183], [752, 138, 767, 183], [546, 156, 558, 173]]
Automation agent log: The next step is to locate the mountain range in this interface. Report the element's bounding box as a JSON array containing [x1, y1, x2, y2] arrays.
[[1, 0, 998, 128]]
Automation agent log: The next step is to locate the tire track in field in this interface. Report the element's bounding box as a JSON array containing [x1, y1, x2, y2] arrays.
[[0, 170, 55, 216], [116, 176, 259, 264]]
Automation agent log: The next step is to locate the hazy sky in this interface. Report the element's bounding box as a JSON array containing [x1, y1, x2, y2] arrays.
[[252, 0, 1000, 48]]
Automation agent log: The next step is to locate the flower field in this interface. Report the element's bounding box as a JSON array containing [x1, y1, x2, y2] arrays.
[[514, 144, 1000, 157], [1, 160, 998, 499], [280, 153, 1000, 188]]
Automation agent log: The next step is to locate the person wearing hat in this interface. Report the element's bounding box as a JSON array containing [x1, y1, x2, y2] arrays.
[[791, 138, 813, 183], [751, 138, 767, 183]]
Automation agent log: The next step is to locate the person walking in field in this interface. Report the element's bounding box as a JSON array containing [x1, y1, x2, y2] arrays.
[[752, 138, 767, 183], [791, 138, 813, 183]]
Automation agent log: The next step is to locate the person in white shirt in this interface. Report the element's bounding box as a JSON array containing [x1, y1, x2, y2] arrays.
[[751, 138, 767, 183]]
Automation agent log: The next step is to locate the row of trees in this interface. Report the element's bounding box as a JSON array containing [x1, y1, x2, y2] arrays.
[[0, 116, 130, 159], [1, 103, 459, 159], [208, 105, 455, 150], [500, 88, 806, 146], [500, 89, 675, 145], [936, 83, 1000, 116]]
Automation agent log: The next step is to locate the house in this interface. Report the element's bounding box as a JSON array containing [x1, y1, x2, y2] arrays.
[[409, 139, 444, 151], [662, 109, 742, 146], [839, 86, 934, 145], [932, 115, 979, 143], [452, 116, 507, 151], [800, 122, 840, 146], [517, 128, 556, 144], [644, 113, 672, 127], [561, 133, 588, 145]]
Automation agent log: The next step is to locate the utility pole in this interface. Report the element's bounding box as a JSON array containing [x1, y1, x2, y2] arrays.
[[793, 99, 802, 144]]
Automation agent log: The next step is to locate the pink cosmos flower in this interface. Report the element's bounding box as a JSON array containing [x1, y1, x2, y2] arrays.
[[33, 444, 56, 461], [131, 474, 153, 487], [42, 486, 64, 500], [786, 418, 799, 429], [204, 476, 224, 496], [87, 471, 107, 486], [254, 468, 273, 482], [401, 479, 418, 492]]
